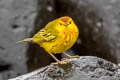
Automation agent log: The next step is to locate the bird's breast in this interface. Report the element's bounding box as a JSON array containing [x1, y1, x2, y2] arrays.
[[62, 29, 78, 46], [42, 28, 79, 54]]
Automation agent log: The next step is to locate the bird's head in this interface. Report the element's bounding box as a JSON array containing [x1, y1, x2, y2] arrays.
[[55, 16, 77, 32], [59, 16, 71, 27]]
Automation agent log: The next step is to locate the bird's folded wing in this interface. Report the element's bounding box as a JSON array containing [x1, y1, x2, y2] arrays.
[[33, 29, 56, 42]]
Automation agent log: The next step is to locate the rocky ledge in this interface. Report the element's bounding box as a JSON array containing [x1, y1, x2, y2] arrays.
[[9, 56, 120, 80]]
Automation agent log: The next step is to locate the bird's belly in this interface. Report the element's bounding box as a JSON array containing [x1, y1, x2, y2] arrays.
[[41, 34, 77, 54]]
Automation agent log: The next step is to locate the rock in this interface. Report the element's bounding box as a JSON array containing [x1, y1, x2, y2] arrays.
[[9, 56, 120, 80]]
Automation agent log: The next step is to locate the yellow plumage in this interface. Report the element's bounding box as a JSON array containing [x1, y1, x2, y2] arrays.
[[18, 16, 79, 64]]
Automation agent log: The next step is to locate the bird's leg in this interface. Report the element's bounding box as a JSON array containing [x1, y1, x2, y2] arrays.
[[49, 53, 60, 63], [49, 53, 68, 65], [63, 52, 79, 58]]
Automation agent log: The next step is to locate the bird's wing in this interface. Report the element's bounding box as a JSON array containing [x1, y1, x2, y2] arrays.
[[33, 29, 56, 42]]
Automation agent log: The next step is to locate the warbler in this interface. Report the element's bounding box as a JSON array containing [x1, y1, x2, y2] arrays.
[[17, 16, 79, 64]]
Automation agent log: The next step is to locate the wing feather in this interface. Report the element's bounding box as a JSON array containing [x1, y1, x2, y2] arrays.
[[33, 29, 56, 43]]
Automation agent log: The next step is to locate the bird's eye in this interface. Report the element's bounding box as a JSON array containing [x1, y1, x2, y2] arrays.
[[59, 23, 62, 25], [69, 21, 71, 24]]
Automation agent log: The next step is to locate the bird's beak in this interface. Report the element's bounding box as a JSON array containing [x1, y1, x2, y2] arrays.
[[64, 23, 68, 26]]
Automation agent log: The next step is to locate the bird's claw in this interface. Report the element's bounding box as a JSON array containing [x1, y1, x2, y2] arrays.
[[51, 59, 69, 66], [67, 55, 80, 59]]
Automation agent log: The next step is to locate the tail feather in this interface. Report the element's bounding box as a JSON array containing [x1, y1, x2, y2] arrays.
[[17, 38, 33, 43]]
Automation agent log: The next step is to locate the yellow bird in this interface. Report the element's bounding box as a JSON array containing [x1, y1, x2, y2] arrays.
[[17, 16, 79, 64]]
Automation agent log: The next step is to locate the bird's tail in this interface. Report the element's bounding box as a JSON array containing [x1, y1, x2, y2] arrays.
[[17, 38, 33, 43]]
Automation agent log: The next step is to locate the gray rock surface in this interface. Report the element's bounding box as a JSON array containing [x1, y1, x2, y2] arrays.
[[0, 0, 37, 80], [9, 56, 120, 80]]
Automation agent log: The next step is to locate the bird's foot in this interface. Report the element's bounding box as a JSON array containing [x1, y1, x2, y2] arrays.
[[51, 59, 69, 65], [67, 55, 80, 58], [63, 52, 79, 59]]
